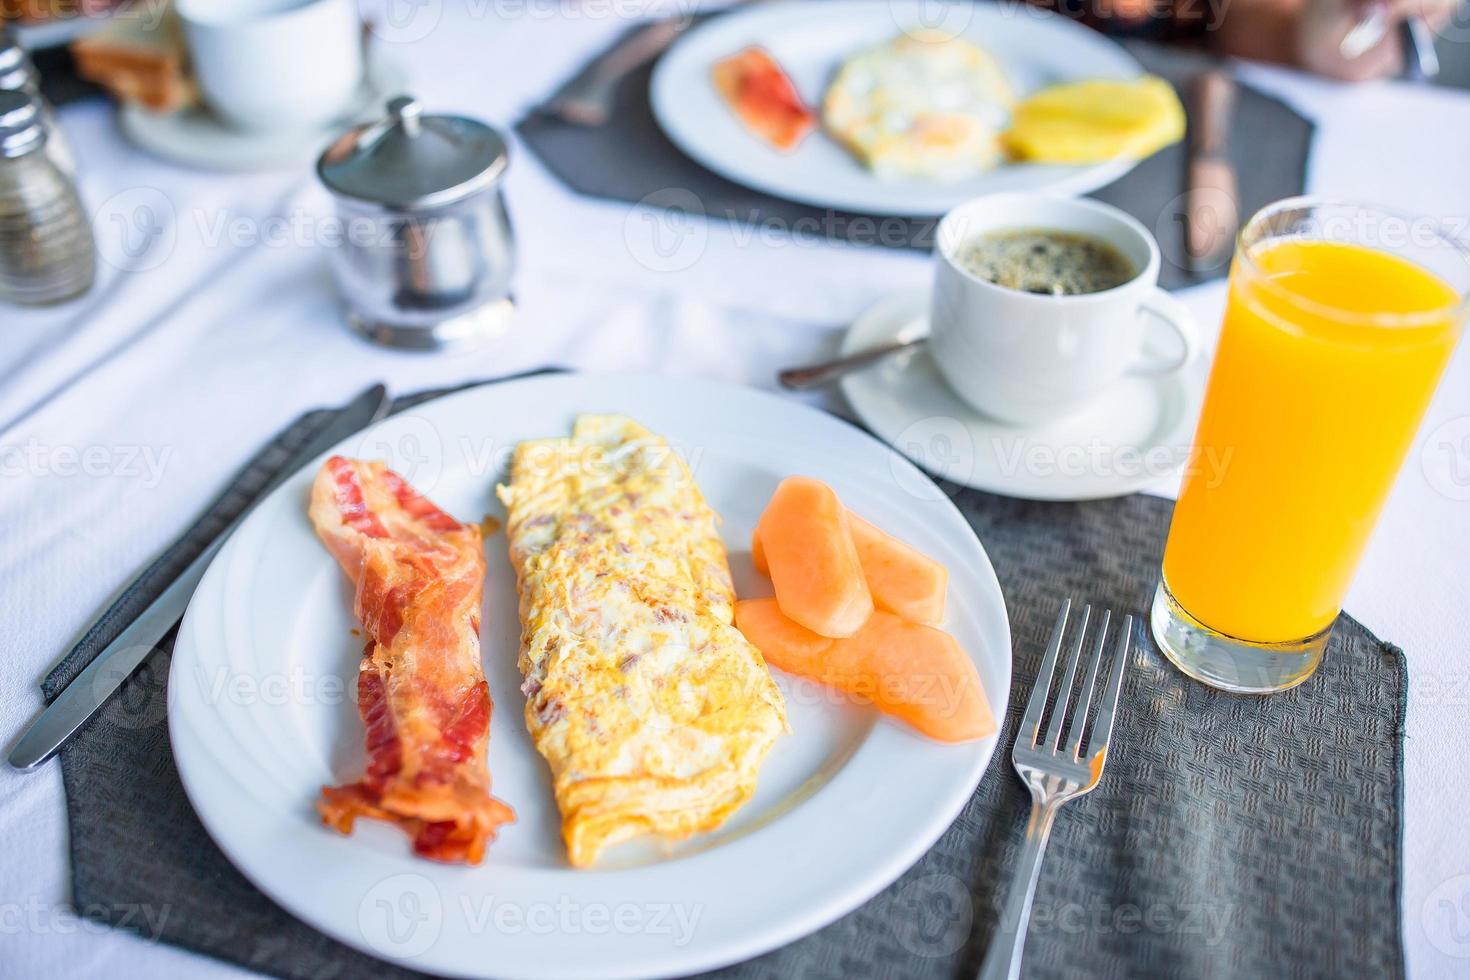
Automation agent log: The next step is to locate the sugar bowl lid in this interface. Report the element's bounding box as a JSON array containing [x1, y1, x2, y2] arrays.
[[317, 95, 508, 210]]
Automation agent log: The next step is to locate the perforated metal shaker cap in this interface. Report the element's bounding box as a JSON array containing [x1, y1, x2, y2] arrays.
[[0, 89, 45, 158]]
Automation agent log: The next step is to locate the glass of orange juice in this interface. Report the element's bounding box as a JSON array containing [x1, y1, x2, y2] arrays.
[[1153, 197, 1469, 692]]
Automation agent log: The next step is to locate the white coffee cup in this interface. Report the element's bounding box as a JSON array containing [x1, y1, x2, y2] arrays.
[[178, 0, 364, 132], [930, 193, 1198, 426]]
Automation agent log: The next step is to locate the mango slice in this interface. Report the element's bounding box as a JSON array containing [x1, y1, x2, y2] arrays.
[[1003, 75, 1185, 164]]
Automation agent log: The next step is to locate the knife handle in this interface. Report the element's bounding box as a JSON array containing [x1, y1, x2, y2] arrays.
[[1191, 69, 1235, 159], [1185, 69, 1239, 270], [10, 444, 320, 770], [6, 535, 225, 770], [7, 384, 389, 771]]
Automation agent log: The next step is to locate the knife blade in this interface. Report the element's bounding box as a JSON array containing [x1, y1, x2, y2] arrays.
[[8, 384, 393, 770], [1185, 69, 1239, 275]]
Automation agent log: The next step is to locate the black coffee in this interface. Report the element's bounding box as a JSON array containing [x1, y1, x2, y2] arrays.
[[956, 229, 1135, 296]]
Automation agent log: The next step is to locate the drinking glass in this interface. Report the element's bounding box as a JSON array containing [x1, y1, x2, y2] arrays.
[[1153, 197, 1470, 692]]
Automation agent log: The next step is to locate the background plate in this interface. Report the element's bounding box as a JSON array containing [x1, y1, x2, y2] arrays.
[[169, 373, 1011, 979], [651, 0, 1144, 217]]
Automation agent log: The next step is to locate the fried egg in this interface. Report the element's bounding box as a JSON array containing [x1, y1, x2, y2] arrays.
[[823, 30, 1015, 181]]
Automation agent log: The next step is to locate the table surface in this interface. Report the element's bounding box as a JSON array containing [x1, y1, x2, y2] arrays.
[[4, 3, 1470, 977]]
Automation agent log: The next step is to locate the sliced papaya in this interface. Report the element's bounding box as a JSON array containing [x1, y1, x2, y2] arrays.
[[735, 598, 995, 743], [752, 527, 769, 576], [754, 477, 872, 638], [846, 514, 947, 627], [753, 511, 947, 627]]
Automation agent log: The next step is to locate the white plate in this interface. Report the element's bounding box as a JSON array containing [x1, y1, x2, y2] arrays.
[[651, 0, 1144, 217], [120, 55, 408, 172], [839, 291, 1209, 500], [169, 373, 1011, 979]]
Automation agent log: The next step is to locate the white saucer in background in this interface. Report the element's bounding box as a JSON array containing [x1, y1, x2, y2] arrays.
[[839, 290, 1210, 501], [120, 55, 409, 172]]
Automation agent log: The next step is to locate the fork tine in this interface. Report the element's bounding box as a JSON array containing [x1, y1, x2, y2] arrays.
[[1018, 599, 1071, 748], [1085, 613, 1134, 758], [1041, 604, 1090, 752], [1063, 609, 1111, 759]]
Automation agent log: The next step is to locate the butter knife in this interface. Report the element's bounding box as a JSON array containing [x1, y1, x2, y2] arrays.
[[8, 384, 392, 770], [1185, 69, 1239, 274], [541, 17, 695, 126]]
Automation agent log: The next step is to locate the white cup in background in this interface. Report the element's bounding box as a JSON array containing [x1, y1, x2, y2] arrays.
[[930, 193, 1199, 426], [178, 0, 364, 132]]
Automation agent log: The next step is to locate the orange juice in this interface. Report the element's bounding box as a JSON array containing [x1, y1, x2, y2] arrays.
[[1162, 239, 1463, 643]]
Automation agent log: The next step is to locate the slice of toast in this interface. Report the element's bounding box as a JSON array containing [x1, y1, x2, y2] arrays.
[[72, 5, 197, 113]]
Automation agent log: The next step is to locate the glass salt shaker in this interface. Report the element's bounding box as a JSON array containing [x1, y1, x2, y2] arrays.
[[0, 90, 96, 306], [0, 28, 74, 175]]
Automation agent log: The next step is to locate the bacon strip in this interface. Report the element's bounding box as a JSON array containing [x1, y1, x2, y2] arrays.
[[310, 456, 512, 864]]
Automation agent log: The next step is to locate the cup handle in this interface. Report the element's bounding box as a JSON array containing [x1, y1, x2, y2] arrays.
[[1128, 287, 1200, 377]]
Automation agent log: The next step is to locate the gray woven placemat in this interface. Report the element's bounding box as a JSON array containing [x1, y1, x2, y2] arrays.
[[517, 33, 1312, 291], [41, 373, 1404, 979]]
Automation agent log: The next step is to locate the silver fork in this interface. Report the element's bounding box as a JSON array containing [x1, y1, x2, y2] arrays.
[[978, 599, 1134, 980]]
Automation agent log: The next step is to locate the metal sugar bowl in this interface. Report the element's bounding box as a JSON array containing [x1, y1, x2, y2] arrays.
[[317, 95, 514, 349]]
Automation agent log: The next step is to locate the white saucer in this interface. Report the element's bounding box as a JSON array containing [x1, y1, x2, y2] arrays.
[[120, 55, 409, 172], [839, 290, 1209, 501]]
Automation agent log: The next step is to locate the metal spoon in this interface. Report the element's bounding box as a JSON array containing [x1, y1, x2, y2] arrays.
[[777, 323, 928, 390]]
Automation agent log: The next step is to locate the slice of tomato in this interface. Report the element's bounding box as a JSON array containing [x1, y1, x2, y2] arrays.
[[711, 47, 815, 152]]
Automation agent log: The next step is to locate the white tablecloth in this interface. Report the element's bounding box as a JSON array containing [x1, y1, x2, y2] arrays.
[[4, 4, 1470, 977]]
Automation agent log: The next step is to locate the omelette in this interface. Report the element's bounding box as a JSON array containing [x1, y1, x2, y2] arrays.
[[496, 415, 787, 866], [823, 30, 1014, 181]]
